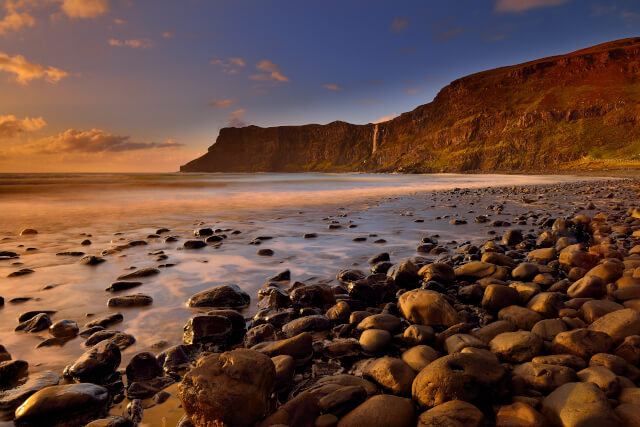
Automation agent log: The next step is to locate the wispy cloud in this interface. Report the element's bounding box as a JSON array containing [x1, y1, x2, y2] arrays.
[[251, 59, 290, 83], [391, 16, 409, 33], [113, 18, 125, 25], [0, 51, 69, 85], [435, 27, 465, 41], [494, 0, 569, 13], [209, 99, 233, 107], [14, 128, 182, 154], [227, 109, 247, 127], [0, 115, 46, 138], [162, 30, 175, 38], [405, 88, 422, 95], [108, 38, 153, 48], [359, 99, 380, 104], [229, 57, 246, 67], [374, 113, 397, 124], [323, 84, 342, 91]]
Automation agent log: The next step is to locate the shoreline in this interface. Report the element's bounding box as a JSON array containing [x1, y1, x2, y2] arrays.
[[1, 177, 639, 425]]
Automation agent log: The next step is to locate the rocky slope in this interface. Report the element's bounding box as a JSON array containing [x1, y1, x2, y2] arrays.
[[181, 37, 640, 173]]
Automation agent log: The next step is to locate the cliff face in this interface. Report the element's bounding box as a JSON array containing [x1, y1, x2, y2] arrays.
[[181, 37, 640, 173]]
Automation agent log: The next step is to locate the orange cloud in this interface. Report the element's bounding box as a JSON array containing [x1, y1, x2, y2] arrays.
[[391, 16, 409, 33], [0, 114, 46, 138], [405, 88, 422, 95], [0, 51, 69, 84], [58, 0, 109, 18], [162, 30, 175, 38], [323, 84, 342, 91], [494, 0, 569, 13], [13, 128, 183, 154], [0, 1, 35, 35], [108, 38, 153, 48], [251, 59, 290, 83], [209, 99, 233, 107], [229, 57, 246, 67]]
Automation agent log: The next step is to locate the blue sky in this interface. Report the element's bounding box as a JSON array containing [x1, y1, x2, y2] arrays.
[[1, 0, 640, 171]]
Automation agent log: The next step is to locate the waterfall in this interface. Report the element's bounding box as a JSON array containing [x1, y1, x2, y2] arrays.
[[372, 124, 378, 154]]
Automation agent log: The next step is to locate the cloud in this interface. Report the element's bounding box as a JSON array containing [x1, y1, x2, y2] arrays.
[[15, 128, 182, 154], [226, 108, 247, 128], [0, 1, 35, 36], [0, 114, 46, 138], [494, 0, 569, 13], [251, 59, 290, 83], [359, 99, 380, 104], [0, 50, 69, 84], [405, 88, 422, 95], [113, 18, 125, 25], [162, 30, 175, 38], [323, 84, 342, 91], [229, 57, 246, 67], [373, 113, 397, 124], [108, 38, 152, 48], [209, 99, 232, 107], [435, 27, 465, 41], [391, 16, 409, 33], [58, 0, 109, 18]]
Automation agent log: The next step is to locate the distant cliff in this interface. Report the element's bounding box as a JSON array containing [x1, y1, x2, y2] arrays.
[[181, 37, 640, 173]]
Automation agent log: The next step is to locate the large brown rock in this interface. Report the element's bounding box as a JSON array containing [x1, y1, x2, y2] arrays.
[[567, 275, 606, 299], [489, 331, 543, 362], [252, 332, 313, 365], [541, 382, 622, 427], [498, 306, 544, 330], [496, 402, 549, 427], [178, 349, 276, 427], [512, 362, 577, 393], [482, 285, 521, 312], [417, 400, 484, 427], [363, 357, 416, 396], [411, 352, 508, 408], [551, 328, 613, 359], [589, 308, 640, 345], [398, 289, 459, 327], [455, 262, 507, 280], [337, 395, 415, 427]]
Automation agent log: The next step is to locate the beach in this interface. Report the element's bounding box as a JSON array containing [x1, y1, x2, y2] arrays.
[[0, 172, 634, 426]]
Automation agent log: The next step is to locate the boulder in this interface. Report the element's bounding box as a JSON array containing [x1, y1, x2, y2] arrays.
[[65, 341, 121, 384], [178, 349, 276, 427], [512, 362, 576, 393], [363, 357, 416, 396], [398, 289, 459, 327], [186, 284, 250, 309], [417, 400, 484, 427], [589, 309, 640, 345], [489, 331, 543, 362], [551, 328, 613, 359], [541, 382, 622, 427], [337, 395, 416, 427]]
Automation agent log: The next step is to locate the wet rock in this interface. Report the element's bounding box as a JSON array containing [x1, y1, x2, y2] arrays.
[[126, 352, 162, 382], [356, 313, 401, 333], [49, 319, 79, 338], [269, 269, 291, 281], [0, 345, 10, 362], [0, 360, 28, 388], [337, 395, 416, 427], [498, 305, 543, 330], [65, 341, 120, 384], [15, 313, 52, 333], [318, 385, 366, 417], [418, 262, 456, 284], [527, 292, 564, 318], [257, 248, 274, 256], [411, 352, 508, 408], [126, 376, 175, 400], [105, 281, 142, 292], [19, 228, 38, 236], [178, 349, 276, 427], [403, 324, 435, 345], [398, 289, 459, 327], [84, 330, 135, 350], [107, 293, 153, 307], [14, 383, 110, 427], [455, 261, 507, 280], [512, 263, 539, 281], [183, 315, 232, 346], [116, 267, 160, 280], [387, 260, 420, 289], [417, 400, 484, 427], [187, 284, 250, 309], [272, 355, 295, 392], [244, 323, 276, 347], [8, 268, 35, 278], [80, 255, 106, 266], [183, 240, 207, 249], [541, 382, 622, 427], [326, 301, 351, 322], [85, 416, 133, 427], [158, 345, 196, 378], [84, 313, 123, 329], [282, 315, 331, 337], [252, 332, 313, 364], [0, 371, 60, 410]]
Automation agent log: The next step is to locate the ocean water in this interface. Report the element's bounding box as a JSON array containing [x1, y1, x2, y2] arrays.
[[0, 172, 596, 424]]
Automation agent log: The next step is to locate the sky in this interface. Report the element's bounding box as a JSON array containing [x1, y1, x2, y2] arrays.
[[1, 0, 640, 172]]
